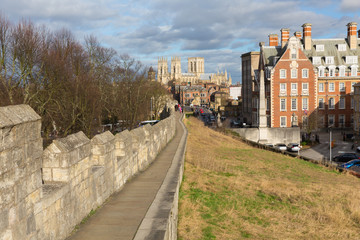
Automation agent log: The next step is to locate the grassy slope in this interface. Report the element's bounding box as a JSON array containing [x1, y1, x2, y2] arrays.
[[178, 117, 360, 240]]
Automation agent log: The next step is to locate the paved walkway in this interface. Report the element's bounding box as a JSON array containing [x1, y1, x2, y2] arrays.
[[66, 112, 184, 240]]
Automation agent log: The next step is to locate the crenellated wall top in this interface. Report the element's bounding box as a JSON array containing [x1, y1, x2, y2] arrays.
[[0, 104, 41, 128]]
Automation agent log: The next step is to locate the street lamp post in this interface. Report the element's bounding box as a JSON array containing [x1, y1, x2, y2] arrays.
[[329, 126, 332, 163]]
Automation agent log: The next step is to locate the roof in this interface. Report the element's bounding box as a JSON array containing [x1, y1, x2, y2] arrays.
[[262, 46, 285, 66], [303, 39, 360, 67], [182, 86, 206, 92], [199, 73, 212, 80]]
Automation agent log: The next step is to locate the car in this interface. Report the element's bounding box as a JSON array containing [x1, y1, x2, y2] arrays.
[[275, 143, 287, 151], [338, 159, 360, 170], [333, 153, 360, 162], [230, 120, 241, 128], [287, 143, 301, 152]]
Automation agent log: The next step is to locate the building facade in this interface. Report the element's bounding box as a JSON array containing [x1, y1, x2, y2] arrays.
[[157, 57, 232, 87], [242, 22, 360, 130]]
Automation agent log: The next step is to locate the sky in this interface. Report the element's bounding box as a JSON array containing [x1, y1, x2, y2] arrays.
[[1, 0, 360, 84]]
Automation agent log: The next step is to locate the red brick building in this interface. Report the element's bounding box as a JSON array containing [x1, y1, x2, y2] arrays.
[[243, 22, 360, 130]]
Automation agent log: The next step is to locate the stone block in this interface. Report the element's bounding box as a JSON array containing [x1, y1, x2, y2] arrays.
[[26, 213, 36, 235], [24, 139, 43, 162], [0, 127, 15, 153], [52, 168, 69, 182], [42, 168, 51, 183], [0, 229, 12, 240], [0, 209, 9, 233]]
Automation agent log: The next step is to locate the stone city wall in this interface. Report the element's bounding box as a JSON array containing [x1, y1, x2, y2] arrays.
[[232, 127, 300, 145], [0, 103, 176, 240]]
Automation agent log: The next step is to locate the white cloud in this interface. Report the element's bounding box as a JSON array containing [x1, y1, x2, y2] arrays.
[[341, 0, 360, 12]]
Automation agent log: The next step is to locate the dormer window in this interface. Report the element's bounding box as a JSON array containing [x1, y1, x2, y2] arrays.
[[351, 65, 358, 76], [316, 44, 324, 51], [328, 66, 336, 77], [325, 56, 334, 64], [313, 56, 321, 65], [346, 56, 358, 64], [338, 44, 346, 51], [318, 66, 325, 77], [339, 66, 346, 77]]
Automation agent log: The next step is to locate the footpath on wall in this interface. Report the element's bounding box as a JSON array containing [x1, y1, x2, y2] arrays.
[[66, 111, 187, 240]]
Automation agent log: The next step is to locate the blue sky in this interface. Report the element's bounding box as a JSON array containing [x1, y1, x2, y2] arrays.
[[1, 0, 360, 83]]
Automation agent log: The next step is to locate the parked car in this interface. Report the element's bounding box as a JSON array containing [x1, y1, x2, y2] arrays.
[[333, 153, 360, 162], [230, 120, 241, 128], [338, 159, 360, 170], [287, 143, 301, 152], [275, 143, 287, 151]]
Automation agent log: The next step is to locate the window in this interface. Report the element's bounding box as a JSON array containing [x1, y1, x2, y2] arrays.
[[267, 98, 270, 111], [339, 97, 345, 109], [291, 83, 297, 91], [338, 44, 346, 51], [352, 98, 354, 109], [346, 56, 358, 64], [328, 115, 335, 126], [302, 83, 309, 95], [325, 56, 334, 64], [316, 44, 324, 51], [291, 48, 297, 59], [280, 69, 286, 78], [313, 56, 321, 65], [291, 98, 297, 111], [302, 98, 308, 110], [319, 98, 324, 109], [339, 82, 345, 92], [319, 82, 324, 92], [318, 67, 325, 77], [329, 97, 335, 109], [351, 66, 358, 76], [280, 99, 286, 111], [185, 93, 190, 98], [291, 69, 297, 78], [280, 116, 286, 127], [329, 67, 335, 77], [280, 83, 286, 91], [302, 69, 308, 78], [339, 66, 346, 77], [339, 115, 345, 127], [329, 82, 335, 92], [352, 82, 355, 92]]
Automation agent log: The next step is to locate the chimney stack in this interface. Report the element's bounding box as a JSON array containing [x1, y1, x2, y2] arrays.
[[347, 22, 357, 50], [281, 28, 290, 48], [295, 31, 302, 40], [302, 23, 312, 50], [268, 34, 278, 46]]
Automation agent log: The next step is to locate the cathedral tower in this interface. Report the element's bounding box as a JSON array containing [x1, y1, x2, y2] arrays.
[[157, 57, 169, 84], [188, 57, 204, 75], [171, 57, 182, 80]]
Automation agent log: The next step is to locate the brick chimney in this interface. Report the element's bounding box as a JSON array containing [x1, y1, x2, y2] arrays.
[[295, 31, 302, 40], [347, 22, 357, 50], [268, 34, 278, 46], [281, 28, 290, 48], [302, 23, 312, 50]]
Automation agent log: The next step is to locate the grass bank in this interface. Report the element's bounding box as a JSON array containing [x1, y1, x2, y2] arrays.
[[178, 116, 360, 240]]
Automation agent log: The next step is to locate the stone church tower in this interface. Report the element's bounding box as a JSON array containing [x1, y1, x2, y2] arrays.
[[157, 57, 169, 84], [147, 66, 156, 81], [171, 57, 182, 80], [188, 57, 204, 75]]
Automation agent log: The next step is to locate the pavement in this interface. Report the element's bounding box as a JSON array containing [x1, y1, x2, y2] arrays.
[[300, 129, 355, 161], [66, 112, 185, 240]]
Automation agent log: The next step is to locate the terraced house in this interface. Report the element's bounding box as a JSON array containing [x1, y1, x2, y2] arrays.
[[242, 22, 360, 130]]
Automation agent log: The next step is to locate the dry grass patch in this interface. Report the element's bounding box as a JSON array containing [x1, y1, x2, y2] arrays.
[[178, 116, 360, 240]]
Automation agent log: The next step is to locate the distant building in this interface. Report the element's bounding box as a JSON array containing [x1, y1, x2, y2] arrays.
[[157, 57, 232, 87], [229, 84, 242, 100], [242, 22, 360, 130], [181, 85, 209, 106]]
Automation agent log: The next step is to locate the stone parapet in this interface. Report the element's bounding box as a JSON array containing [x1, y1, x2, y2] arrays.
[[0, 101, 178, 240]]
